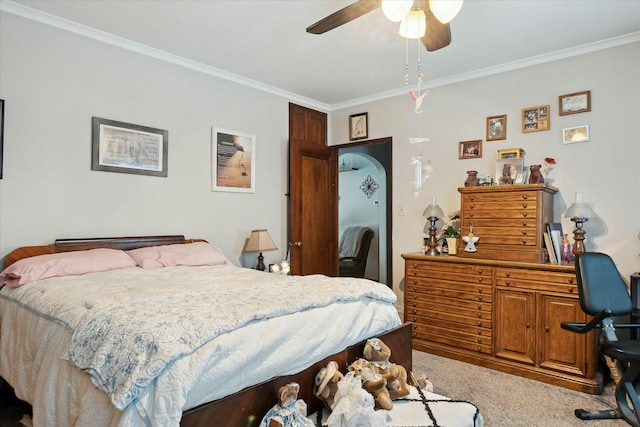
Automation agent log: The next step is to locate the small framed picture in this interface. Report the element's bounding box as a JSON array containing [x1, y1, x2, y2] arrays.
[[522, 105, 550, 133], [486, 115, 507, 141], [559, 90, 591, 116], [212, 127, 256, 193], [514, 170, 528, 184], [458, 140, 482, 159], [562, 125, 590, 144], [349, 112, 368, 141], [495, 158, 524, 185], [497, 148, 524, 159]]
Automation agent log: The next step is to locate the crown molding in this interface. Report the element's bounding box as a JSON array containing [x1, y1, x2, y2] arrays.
[[2, 1, 637, 112]]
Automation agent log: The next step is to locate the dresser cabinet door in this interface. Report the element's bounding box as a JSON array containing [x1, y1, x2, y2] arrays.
[[538, 293, 587, 376], [495, 288, 535, 365]]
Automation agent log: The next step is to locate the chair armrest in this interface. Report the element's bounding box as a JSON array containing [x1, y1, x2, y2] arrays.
[[561, 308, 612, 334]]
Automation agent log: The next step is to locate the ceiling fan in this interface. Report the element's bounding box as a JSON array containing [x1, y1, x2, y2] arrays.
[[306, 0, 462, 52]]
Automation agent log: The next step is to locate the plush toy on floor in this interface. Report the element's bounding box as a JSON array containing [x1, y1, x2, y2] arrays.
[[325, 371, 391, 427], [348, 358, 393, 410], [314, 361, 343, 411], [259, 382, 315, 427], [363, 338, 410, 400]]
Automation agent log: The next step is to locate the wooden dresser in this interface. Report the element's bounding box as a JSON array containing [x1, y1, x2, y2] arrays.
[[457, 183, 557, 263], [402, 254, 602, 394]]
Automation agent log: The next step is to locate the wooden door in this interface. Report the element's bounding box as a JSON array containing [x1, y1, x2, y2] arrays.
[[495, 288, 536, 365], [289, 103, 327, 145], [288, 139, 338, 276]]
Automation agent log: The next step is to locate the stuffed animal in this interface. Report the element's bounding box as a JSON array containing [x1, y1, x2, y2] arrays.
[[259, 382, 315, 427], [347, 358, 393, 410], [314, 361, 343, 411], [362, 338, 410, 400], [499, 163, 514, 185], [326, 371, 391, 427], [528, 164, 544, 184]]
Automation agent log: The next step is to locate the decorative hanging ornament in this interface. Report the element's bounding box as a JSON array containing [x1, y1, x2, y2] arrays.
[[409, 90, 428, 114], [410, 156, 434, 196], [463, 223, 479, 252]]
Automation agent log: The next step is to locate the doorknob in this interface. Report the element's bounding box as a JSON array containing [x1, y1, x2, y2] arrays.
[[289, 241, 302, 247]]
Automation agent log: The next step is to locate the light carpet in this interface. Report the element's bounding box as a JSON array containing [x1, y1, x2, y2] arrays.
[[413, 350, 628, 427]]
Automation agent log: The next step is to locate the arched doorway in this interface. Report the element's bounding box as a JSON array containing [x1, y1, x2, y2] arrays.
[[336, 138, 392, 286]]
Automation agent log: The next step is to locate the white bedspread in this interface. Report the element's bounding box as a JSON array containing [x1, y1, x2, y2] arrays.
[[0, 265, 401, 427]]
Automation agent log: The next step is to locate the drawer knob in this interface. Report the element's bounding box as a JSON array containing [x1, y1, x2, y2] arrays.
[[470, 204, 475, 209], [470, 212, 475, 217], [470, 196, 475, 201], [477, 347, 482, 352], [521, 239, 527, 245], [568, 278, 574, 284], [522, 212, 528, 217], [477, 278, 483, 283], [477, 313, 483, 318], [478, 329, 482, 335], [478, 295, 483, 301], [569, 288, 575, 293], [412, 309, 417, 314], [478, 269, 483, 274], [521, 230, 527, 235], [545, 326, 550, 332], [523, 195, 528, 200], [477, 321, 482, 326], [522, 203, 528, 209], [526, 322, 531, 328], [506, 272, 511, 277], [522, 221, 527, 227], [477, 304, 482, 310], [478, 287, 483, 292], [505, 280, 510, 286]]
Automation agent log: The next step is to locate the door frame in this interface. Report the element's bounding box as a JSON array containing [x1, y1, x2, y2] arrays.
[[334, 137, 392, 286]]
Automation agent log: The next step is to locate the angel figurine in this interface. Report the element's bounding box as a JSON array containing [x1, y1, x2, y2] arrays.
[[409, 90, 429, 114], [463, 224, 479, 252]]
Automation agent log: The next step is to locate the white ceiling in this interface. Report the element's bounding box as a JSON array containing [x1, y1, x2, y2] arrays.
[[3, 0, 640, 110]]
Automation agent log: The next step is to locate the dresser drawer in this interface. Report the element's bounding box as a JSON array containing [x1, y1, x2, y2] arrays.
[[495, 267, 577, 293], [406, 261, 490, 277], [463, 191, 538, 203], [412, 322, 492, 354], [406, 307, 492, 329], [406, 283, 493, 303], [406, 293, 492, 314]]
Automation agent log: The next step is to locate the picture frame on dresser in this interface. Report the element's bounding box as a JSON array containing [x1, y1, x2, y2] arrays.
[[91, 117, 168, 177], [495, 158, 523, 184]]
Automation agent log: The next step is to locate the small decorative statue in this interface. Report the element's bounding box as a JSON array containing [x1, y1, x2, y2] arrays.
[[528, 164, 545, 184], [464, 170, 479, 187], [499, 164, 514, 185], [463, 224, 479, 252], [409, 90, 428, 114]]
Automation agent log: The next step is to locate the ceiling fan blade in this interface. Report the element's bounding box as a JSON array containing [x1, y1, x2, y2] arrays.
[[306, 0, 381, 34], [421, 2, 451, 51]]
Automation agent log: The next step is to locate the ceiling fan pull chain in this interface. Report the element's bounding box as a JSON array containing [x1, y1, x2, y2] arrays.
[[404, 37, 409, 85]]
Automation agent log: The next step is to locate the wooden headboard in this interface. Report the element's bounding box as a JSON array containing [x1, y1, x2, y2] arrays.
[[3, 235, 204, 268]]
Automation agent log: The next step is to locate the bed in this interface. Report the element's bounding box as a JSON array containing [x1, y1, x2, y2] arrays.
[[0, 235, 410, 426]]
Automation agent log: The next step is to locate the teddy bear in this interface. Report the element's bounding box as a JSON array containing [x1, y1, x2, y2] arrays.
[[347, 358, 393, 410], [499, 163, 514, 185], [314, 360, 343, 411], [362, 338, 410, 400], [259, 382, 315, 427], [528, 164, 544, 184], [464, 170, 479, 187]]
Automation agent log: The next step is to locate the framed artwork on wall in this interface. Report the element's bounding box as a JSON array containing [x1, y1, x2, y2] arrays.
[[559, 90, 591, 115], [211, 127, 256, 193], [562, 125, 590, 144], [458, 140, 482, 159], [91, 117, 168, 177], [522, 105, 550, 133], [0, 99, 4, 179], [349, 112, 368, 141], [486, 115, 507, 141]]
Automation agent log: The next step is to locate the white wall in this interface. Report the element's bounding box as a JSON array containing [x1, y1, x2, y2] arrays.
[[0, 12, 294, 268], [330, 43, 640, 307]]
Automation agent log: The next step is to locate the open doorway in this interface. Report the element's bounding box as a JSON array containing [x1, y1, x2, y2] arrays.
[[336, 138, 392, 287]]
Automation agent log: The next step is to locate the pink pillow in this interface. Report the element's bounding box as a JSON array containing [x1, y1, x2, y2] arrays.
[[0, 248, 137, 288], [126, 242, 232, 269]]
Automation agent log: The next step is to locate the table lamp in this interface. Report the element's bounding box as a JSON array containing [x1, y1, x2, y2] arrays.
[[243, 229, 278, 270], [423, 197, 445, 256], [564, 192, 597, 256]]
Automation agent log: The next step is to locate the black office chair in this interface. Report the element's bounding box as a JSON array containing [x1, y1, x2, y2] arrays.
[[561, 252, 640, 426], [338, 226, 374, 278]]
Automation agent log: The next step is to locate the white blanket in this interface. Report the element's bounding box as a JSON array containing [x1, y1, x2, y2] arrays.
[[0, 265, 401, 427]]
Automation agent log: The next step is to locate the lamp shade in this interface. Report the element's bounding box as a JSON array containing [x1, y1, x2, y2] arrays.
[[429, 0, 464, 24], [564, 192, 597, 218], [242, 229, 278, 253], [399, 9, 426, 39], [423, 203, 444, 218], [382, 0, 414, 22]]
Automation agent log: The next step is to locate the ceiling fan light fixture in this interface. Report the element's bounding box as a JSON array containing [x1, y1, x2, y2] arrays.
[[429, 0, 463, 24], [399, 9, 426, 39], [382, 0, 414, 22]]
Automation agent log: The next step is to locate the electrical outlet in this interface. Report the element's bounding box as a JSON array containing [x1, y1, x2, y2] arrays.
[[399, 204, 406, 216]]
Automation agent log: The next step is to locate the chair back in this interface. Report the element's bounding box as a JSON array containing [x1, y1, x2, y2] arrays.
[[338, 226, 374, 260], [575, 252, 632, 316]]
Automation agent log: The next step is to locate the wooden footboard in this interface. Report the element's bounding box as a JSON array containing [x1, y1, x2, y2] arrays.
[[181, 322, 413, 427]]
